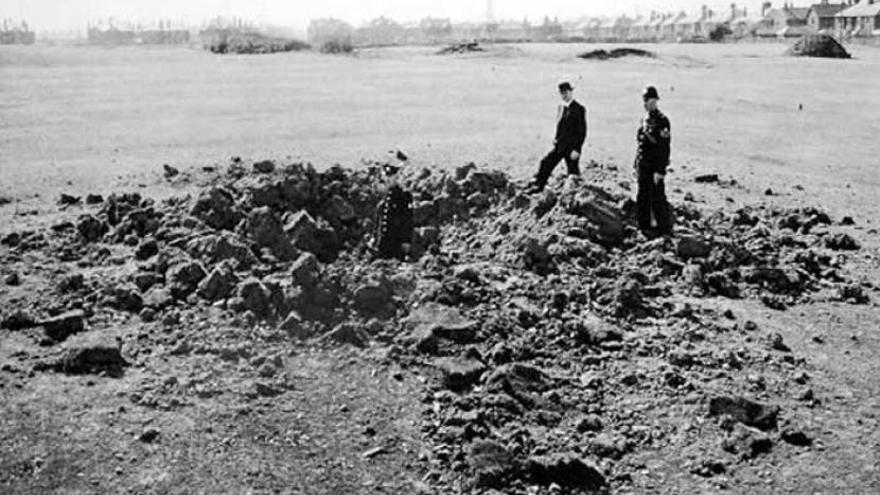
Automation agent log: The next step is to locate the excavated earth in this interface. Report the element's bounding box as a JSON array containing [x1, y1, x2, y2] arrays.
[[0, 158, 877, 494]]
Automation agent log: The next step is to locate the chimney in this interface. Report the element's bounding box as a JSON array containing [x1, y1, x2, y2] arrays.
[[702, 5, 709, 20], [762, 2, 772, 17], [731, 3, 737, 19]]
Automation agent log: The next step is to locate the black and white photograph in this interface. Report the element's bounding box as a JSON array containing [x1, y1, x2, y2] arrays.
[[1, 0, 878, 493]]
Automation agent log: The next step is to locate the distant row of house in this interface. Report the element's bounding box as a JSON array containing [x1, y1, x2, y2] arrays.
[[85, 19, 191, 45], [582, 0, 879, 41], [0, 18, 35, 45], [307, 0, 880, 46], [6, 1, 879, 48]]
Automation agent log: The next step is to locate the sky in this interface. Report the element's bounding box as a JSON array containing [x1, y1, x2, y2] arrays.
[[3, 0, 768, 31]]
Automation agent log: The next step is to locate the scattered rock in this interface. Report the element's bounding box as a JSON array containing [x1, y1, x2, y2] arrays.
[[708, 395, 779, 431], [468, 440, 517, 489], [575, 414, 604, 433], [768, 333, 791, 352], [290, 252, 320, 288], [353, 282, 392, 312], [56, 333, 127, 375], [4, 272, 21, 286], [139, 428, 160, 443], [58, 193, 81, 206], [190, 187, 240, 230], [676, 235, 712, 259], [162, 164, 180, 179], [58, 273, 86, 293], [695, 174, 720, 184], [587, 433, 631, 460], [76, 214, 108, 243], [824, 233, 859, 251], [139, 308, 157, 322], [135, 238, 159, 260], [278, 311, 309, 339], [243, 207, 297, 261], [40, 310, 87, 341], [143, 287, 174, 310], [2, 310, 38, 331], [780, 428, 813, 447], [433, 356, 486, 391], [109, 284, 143, 312], [321, 323, 367, 347], [253, 160, 275, 174], [166, 261, 208, 299], [197, 264, 238, 301], [525, 453, 606, 490], [405, 303, 479, 353], [234, 278, 274, 317], [722, 423, 773, 459]]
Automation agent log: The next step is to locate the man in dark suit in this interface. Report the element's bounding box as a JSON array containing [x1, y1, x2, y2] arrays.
[[525, 81, 587, 193]]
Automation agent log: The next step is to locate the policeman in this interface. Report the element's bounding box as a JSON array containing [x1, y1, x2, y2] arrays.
[[525, 81, 587, 193], [371, 162, 413, 261], [634, 86, 673, 237]]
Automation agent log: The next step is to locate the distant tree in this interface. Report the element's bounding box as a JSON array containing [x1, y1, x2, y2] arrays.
[[420, 17, 452, 41], [307, 18, 354, 46], [709, 24, 732, 41]]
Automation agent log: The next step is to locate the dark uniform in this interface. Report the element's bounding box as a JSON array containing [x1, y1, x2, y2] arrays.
[[373, 171, 413, 261], [634, 90, 673, 235], [530, 82, 587, 191]]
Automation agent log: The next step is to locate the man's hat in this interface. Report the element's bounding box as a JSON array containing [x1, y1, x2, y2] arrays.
[[642, 86, 660, 100], [558, 81, 573, 92]]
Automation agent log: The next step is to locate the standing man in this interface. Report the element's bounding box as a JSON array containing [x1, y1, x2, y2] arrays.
[[525, 81, 587, 193], [634, 86, 673, 237], [371, 161, 414, 261]]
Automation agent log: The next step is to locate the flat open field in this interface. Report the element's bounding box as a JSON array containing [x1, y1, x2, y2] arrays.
[[2, 42, 880, 220], [1, 41, 880, 494]]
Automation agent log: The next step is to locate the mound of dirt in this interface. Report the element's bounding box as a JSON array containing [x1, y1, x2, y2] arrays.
[[438, 42, 484, 55], [578, 47, 656, 60], [0, 159, 871, 493], [786, 34, 850, 59], [206, 30, 310, 55]]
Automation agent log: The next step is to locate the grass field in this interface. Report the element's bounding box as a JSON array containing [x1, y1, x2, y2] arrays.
[[2, 42, 880, 221]]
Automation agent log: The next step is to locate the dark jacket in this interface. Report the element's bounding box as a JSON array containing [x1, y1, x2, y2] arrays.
[[554, 100, 587, 153], [635, 109, 671, 174], [374, 184, 413, 260]]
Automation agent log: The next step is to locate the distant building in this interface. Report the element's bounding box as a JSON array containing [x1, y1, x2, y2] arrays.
[[493, 19, 531, 41], [757, 2, 812, 36], [581, 18, 604, 40], [676, 6, 719, 41], [531, 16, 563, 41], [835, 0, 880, 37], [88, 26, 135, 45], [596, 17, 620, 41], [1, 19, 36, 45], [628, 14, 655, 41], [354, 16, 404, 46], [89, 18, 191, 45], [807, 1, 848, 31], [723, 3, 763, 38], [661, 11, 688, 39]]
